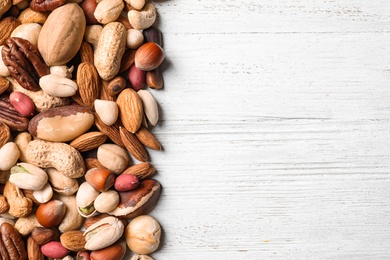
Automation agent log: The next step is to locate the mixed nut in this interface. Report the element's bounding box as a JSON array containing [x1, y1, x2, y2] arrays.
[[0, 0, 165, 259]]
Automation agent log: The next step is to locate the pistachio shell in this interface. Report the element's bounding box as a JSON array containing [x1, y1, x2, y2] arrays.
[[84, 216, 124, 250], [94, 190, 120, 213], [9, 163, 48, 190], [76, 182, 99, 217]]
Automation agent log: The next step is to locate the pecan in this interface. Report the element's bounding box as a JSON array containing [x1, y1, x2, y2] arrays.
[[30, 0, 66, 12], [0, 96, 29, 131], [0, 223, 27, 260], [2, 37, 49, 91]]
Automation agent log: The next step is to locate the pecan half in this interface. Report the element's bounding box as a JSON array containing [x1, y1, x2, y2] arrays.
[[0, 96, 29, 131], [0, 223, 27, 260], [30, 0, 66, 12], [2, 37, 49, 91]]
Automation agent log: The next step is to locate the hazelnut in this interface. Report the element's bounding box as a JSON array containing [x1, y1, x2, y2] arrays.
[[134, 42, 165, 71], [85, 167, 116, 192], [125, 215, 161, 255], [36, 200, 66, 228], [90, 240, 126, 260]]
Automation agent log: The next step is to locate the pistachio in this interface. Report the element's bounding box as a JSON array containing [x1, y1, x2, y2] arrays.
[[76, 182, 99, 217], [9, 163, 48, 190], [97, 144, 130, 174], [94, 190, 119, 213], [84, 216, 124, 250]]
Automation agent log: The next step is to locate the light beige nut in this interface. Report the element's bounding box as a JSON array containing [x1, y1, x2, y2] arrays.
[[94, 99, 118, 126], [76, 182, 99, 217], [84, 24, 103, 49], [126, 0, 145, 10], [13, 132, 31, 163], [0, 217, 15, 227], [10, 23, 42, 46], [38, 3, 86, 66], [128, 3, 156, 30], [39, 74, 78, 97], [0, 46, 10, 76], [9, 163, 48, 190], [55, 194, 83, 232], [46, 168, 79, 196], [97, 143, 130, 174], [50, 65, 74, 78], [14, 214, 42, 236], [4, 181, 33, 218], [137, 89, 158, 126], [125, 215, 161, 255], [0, 142, 20, 171], [94, 21, 126, 81], [7, 76, 70, 112], [127, 29, 144, 49], [33, 183, 53, 203], [84, 216, 124, 250], [131, 254, 154, 260], [28, 105, 94, 142], [94, 0, 124, 24], [26, 139, 85, 179], [94, 190, 120, 213]]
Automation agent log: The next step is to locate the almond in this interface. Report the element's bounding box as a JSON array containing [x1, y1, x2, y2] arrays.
[[70, 131, 107, 152], [116, 88, 143, 133], [79, 41, 94, 64], [135, 126, 162, 151], [0, 17, 20, 45], [0, 122, 10, 148], [94, 113, 124, 147], [77, 62, 101, 108], [60, 230, 86, 252], [122, 162, 156, 180], [120, 126, 149, 162], [0, 77, 9, 95]]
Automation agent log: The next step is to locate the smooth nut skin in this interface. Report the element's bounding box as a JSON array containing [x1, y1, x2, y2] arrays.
[[94, 99, 118, 126], [90, 240, 126, 260], [9, 91, 35, 117], [85, 168, 116, 192], [137, 89, 158, 126], [55, 194, 83, 233], [114, 174, 139, 192], [36, 199, 66, 228], [41, 241, 69, 259], [10, 23, 42, 46], [128, 64, 145, 91], [0, 222, 28, 259], [125, 215, 161, 255], [39, 74, 78, 97], [127, 29, 144, 49], [31, 227, 55, 245], [146, 68, 164, 89], [28, 105, 94, 142], [94, 190, 120, 213], [38, 3, 86, 66], [33, 182, 53, 203], [97, 144, 130, 174], [0, 142, 20, 171], [135, 42, 165, 71]]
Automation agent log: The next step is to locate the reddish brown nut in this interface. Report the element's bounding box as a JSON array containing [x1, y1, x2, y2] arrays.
[[114, 174, 139, 192], [27, 235, 44, 260], [85, 167, 116, 192], [80, 0, 98, 25], [41, 241, 69, 259], [90, 240, 126, 260], [121, 162, 156, 180], [30, 0, 66, 12], [146, 68, 164, 90], [143, 26, 162, 47], [0, 17, 20, 46], [0, 96, 29, 132], [0, 223, 27, 259], [60, 230, 86, 252], [135, 42, 164, 71], [128, 64, 145, 91], [36, 200, 66, 228], [119, 48, 136, 73], [31, 227, 55, 245], [9, 91, 35, 117], [77, 251, 91, 260], [107, 76, 126, 97]]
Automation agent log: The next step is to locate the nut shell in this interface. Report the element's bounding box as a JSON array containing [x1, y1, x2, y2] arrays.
[[36, 199, 66, 228], [135, 42, 164, 71], [85, 167, 116, 192]]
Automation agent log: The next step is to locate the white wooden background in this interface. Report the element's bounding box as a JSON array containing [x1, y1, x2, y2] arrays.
[[147, 1, 390, 259]]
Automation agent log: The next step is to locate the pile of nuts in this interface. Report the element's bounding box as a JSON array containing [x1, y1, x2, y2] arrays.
[[0, 0, 165, 259]]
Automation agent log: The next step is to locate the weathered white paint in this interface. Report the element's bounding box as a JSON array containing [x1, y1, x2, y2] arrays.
[[146, 1, 390, 259]]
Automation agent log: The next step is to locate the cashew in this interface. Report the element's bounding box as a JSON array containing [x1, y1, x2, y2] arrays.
[[39, 74, 78, 97], [94, 0, 124, 24], [10, 23, 42, 46], [3, 181, 33, 218], [84, 25, 103, 50], [126, 0, 145, 10], [50, 65, 74, 79], [128, 3, 156, 30], [7, 77, 70, 112], [26, 139, 86, 179], [0, 142, 20, 171], [0, 46, 10, 77]]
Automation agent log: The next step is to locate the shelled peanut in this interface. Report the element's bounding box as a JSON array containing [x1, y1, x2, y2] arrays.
[[0, 0, 165, 259]]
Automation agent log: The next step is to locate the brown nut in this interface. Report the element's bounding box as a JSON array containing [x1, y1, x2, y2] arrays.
[[120, 126, 149, 162], [125, 215, 161, 255], [0, 96, 29, 132], [60, 230, 86, 252], [76, 62, 100, 108], [121, 162, 156, 180], [70, 131, 107, 153], [28, 105, 94, 142], [27, 235, 44, 260], [0, 222, 28, 259], [116, 88, 144, 134], [143, 26, 162, 47], [36, 199, 66, 228], [80, 0, 98, 25], [108, 179, 161, 218], [0, 196, 9, 214], [30, 0, 66, 12], [0, 17, 20, 46], [31, 227, 55, 245], [83, 213, 126, 230], [90, 240, 126, 260], [135, 42, 164, 71], [106, 76, 126, 97], [17, 8, 49, 24], [3, 181, 33, 218], [46, 168, 79, 196], [85, 167, 116, 192]]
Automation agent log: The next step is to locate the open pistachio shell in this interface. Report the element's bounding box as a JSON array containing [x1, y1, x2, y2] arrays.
[[76, 182, 99, 217], [84, 216, 124, 250], [9, 163, 48, 190]]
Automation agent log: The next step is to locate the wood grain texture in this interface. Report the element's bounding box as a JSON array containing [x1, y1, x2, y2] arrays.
[[148, 1, 390, 259]]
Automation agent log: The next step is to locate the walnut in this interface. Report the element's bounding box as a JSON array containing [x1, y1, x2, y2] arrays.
[[30, 0, 66, 12], [2, 37, 49, 91]]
